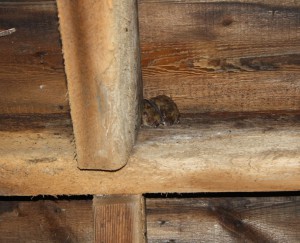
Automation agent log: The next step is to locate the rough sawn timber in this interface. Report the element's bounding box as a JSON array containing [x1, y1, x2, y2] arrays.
[[0, 113, 299, 195], [139, 0, 300, 113], [0, 196, 299, 242], [56, 0, 142, 170], [146, 196, 300, 242], [0, 199, 94, 242], [94, 195, 146, 243], [0, 1, 69, 115], [1, 0, 300, 115]]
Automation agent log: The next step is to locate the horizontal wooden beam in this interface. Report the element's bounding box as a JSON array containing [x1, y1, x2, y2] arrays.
[[0, 113, 299, 195], [139, 0, 299, 5]]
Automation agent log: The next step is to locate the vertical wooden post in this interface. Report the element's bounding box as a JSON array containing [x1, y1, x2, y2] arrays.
[[93, 195, 146, 243], [56, 0, 142, 170]]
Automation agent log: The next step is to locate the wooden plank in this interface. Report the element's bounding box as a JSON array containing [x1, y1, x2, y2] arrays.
[[0, 1, 69, 114], [94, 195, 146, 243], [56, 0, 142, 170], [139, 1, 300, 113], [140, 0, 300, 5], [0, 195, 299, 242], [1, 0, 299, 116], [0, 113, 299, 195], [0, 199, 93, 242], [146, 196, 300, 242]]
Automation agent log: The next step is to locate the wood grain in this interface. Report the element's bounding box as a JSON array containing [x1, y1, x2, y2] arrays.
[[139, 0, 300, 5], [94, 195, 146, 243], [57, 0, 142, 170], [0, 113, 299, 195], [0, 199, 93, 243], [146, 196, 300, 242], [0, 195, 299, 242], [1, 1, 299, 115], [139, 1, 300, 113], [0, 1, 69, 114]]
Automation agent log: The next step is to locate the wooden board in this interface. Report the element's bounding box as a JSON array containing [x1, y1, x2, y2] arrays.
[[1, 0, 299, 116], [0, 199, 93, 242], [140, 0, 299, 4], [139, 0, 300, 113], [0, 113, 299, 195], [94, 195, 146, 243], [1, 195, 299, 242], [146, 196, 300, 242], [0, 1, 69, 114], [56, 0, 142, 170]]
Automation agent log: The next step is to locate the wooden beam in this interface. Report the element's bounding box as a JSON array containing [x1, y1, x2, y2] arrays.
[[56, 0, 142, 170], [0, 113, 299, 195], [94, 195, 146, 243], [146, 196, 300, 242], [139, 0, 299, 5]]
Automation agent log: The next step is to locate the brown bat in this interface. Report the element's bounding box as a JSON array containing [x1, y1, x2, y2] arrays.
[[141, 99, 163, 127], [150, 95, 180, 126]]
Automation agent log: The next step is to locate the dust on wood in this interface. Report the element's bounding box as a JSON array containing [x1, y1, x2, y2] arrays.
[[0, 195, 299, 242], [0, 199, 93, 242], [146, 196, 300, 242], [0, 113, 299, 195], [0, 113, 72, 132]]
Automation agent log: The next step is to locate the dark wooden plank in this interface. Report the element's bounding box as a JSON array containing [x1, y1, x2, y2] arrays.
[[146, 196, 300, 242], [0, 199, 93, 243], [94, 195, 146, 243], [0, 113, 72, 132], [0, 1, 69, 114], [139, 1, 300, 113]]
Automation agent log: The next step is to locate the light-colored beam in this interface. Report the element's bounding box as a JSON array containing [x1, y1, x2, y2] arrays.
[[0, 115, 299, 195], [56, 0, 142, 170]]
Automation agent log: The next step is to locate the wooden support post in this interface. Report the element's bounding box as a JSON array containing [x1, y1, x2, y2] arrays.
[[56, 0, 142, 170], [93, 195, 146, 243]]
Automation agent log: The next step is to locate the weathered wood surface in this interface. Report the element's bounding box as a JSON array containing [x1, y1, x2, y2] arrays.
[[139, 0, 300, 113], [0, 1, 69, 114], [146, 196, 300, 242], [0, 113, 299, 195], [94, 195, 146, 243], [140, 0, 299, 4], [1, 1, 300, 116], [0, 196, 299, 242], [0, 199, 93, 243], [57, 0, 142, 170]]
